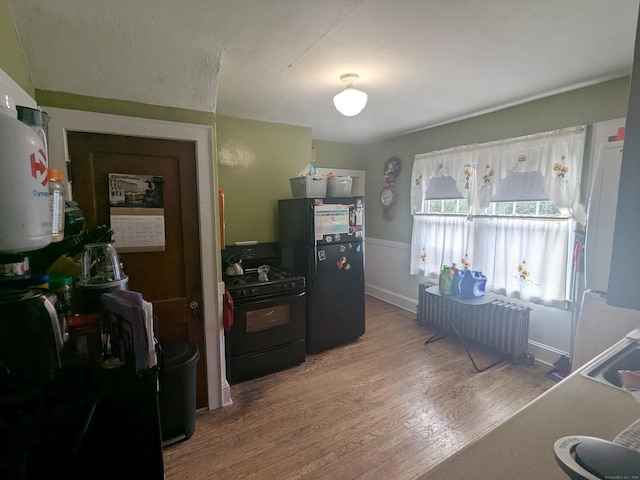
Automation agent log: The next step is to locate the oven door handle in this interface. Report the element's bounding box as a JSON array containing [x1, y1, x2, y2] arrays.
[[232, 290, 306, 305]]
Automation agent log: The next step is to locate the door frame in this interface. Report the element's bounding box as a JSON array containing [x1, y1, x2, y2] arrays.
[[43, 106, 230, 410]]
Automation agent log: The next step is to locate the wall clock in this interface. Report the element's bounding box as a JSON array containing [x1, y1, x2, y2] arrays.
[[381, 156, 401, 220], [380, 184, 396, 220]]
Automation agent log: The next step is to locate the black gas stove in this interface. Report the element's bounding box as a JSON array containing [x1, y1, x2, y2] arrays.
[[221, 242, 305, 300], [222, 242, 305, 300], [221, 242, 306, 384], [223, 265, 305, 300]]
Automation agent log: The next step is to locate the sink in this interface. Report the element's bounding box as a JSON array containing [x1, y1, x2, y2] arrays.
[[582, 328, 640, 389]]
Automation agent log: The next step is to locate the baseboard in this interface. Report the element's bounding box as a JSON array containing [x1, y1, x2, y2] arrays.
[[366, 284, 417, 313], [527, 340, 567, 368]]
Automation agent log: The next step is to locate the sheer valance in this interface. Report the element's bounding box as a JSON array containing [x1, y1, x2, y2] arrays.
[[411, 125, 587, 223]]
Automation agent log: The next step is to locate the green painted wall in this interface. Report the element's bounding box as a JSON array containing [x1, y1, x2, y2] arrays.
[[312, 139, 366, 171], [0, 0, 34, 97], [216, 115, 311, 244], [359, 76, 632, 244]]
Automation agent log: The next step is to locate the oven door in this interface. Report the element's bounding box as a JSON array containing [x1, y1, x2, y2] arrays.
[[226, 291, 306, 357], [225, 291, 306, 383]]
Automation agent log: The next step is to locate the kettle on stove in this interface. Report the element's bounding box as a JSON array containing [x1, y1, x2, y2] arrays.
[[226, 256, 244, 276]]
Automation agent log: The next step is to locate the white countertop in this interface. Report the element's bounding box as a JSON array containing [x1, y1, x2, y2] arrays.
[[421, 338, 640, 480]]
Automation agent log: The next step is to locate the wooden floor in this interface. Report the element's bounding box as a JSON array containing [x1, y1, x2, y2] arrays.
[[163, 295, 555, 479]]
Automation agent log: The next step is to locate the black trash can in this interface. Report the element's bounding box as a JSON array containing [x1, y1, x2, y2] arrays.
[[158, 341, 199, 447]]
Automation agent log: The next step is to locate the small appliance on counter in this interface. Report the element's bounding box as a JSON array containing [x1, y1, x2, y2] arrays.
[[0, 95, 51, 254], [75, 242, 129, 314], [0, 288, 64, 397]]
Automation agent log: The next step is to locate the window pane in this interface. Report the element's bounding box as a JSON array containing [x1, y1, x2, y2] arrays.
[[515, 201, 537, 215], [494, 202, 513, 215], [539, 201, 560, 216], [428, 200, 442, 213], [443, 199, 458, 214]]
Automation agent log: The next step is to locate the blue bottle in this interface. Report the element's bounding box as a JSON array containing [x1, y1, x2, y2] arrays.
[[461, 270, 487, 298], [451, 268, 465, 295]]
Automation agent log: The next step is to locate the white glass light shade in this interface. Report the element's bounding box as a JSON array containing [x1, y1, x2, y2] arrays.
[[333, 87, 368, 117]]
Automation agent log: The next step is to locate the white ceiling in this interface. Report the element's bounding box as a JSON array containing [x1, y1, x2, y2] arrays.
[[8, 0, 640, 143]]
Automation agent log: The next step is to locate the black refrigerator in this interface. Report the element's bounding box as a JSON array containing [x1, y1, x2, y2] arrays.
[[278, 197, 365, 352]]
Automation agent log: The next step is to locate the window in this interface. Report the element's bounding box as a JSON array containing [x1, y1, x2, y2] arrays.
[[410, 126, 586, 306]]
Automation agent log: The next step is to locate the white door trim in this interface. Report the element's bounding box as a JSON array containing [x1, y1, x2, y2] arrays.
[[43, 106, 227, 410]]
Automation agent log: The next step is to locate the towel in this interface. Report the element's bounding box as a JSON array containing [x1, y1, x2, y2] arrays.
[[614, 417, 640, 453], [223, 289, 234, 331]]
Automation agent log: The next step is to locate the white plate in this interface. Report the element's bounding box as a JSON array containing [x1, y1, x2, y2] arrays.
[[235, 241, 258, 245]]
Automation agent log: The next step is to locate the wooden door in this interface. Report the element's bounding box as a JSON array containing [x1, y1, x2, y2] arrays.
[[67, 132, 207, 408]]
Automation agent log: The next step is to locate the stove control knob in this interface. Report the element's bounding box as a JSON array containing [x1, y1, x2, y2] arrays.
[[249, 288, 257, 296]]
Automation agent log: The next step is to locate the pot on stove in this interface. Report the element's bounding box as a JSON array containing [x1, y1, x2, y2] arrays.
[[226, 256, 244, 276]]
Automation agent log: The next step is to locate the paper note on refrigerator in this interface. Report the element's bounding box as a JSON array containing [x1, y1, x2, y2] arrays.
[[314, 204, 350, 240]]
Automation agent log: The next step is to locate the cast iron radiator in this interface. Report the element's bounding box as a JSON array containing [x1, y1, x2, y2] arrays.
[[417, 283, 530, 360]]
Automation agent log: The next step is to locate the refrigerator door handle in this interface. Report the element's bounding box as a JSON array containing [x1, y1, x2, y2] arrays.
[[309, 246, 317, 286]]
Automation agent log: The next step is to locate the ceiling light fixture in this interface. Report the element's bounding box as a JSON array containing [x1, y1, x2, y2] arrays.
[[333, 73, 368, 117]]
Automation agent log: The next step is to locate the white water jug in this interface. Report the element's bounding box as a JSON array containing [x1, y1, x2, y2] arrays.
[[0, 94, 51, 253]]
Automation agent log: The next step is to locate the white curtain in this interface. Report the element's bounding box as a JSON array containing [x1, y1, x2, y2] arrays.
[[411, 125, 587, 221], [410, 126, 586, 306], [410, 215, 472, 278], [471, 217, 574, 307]]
